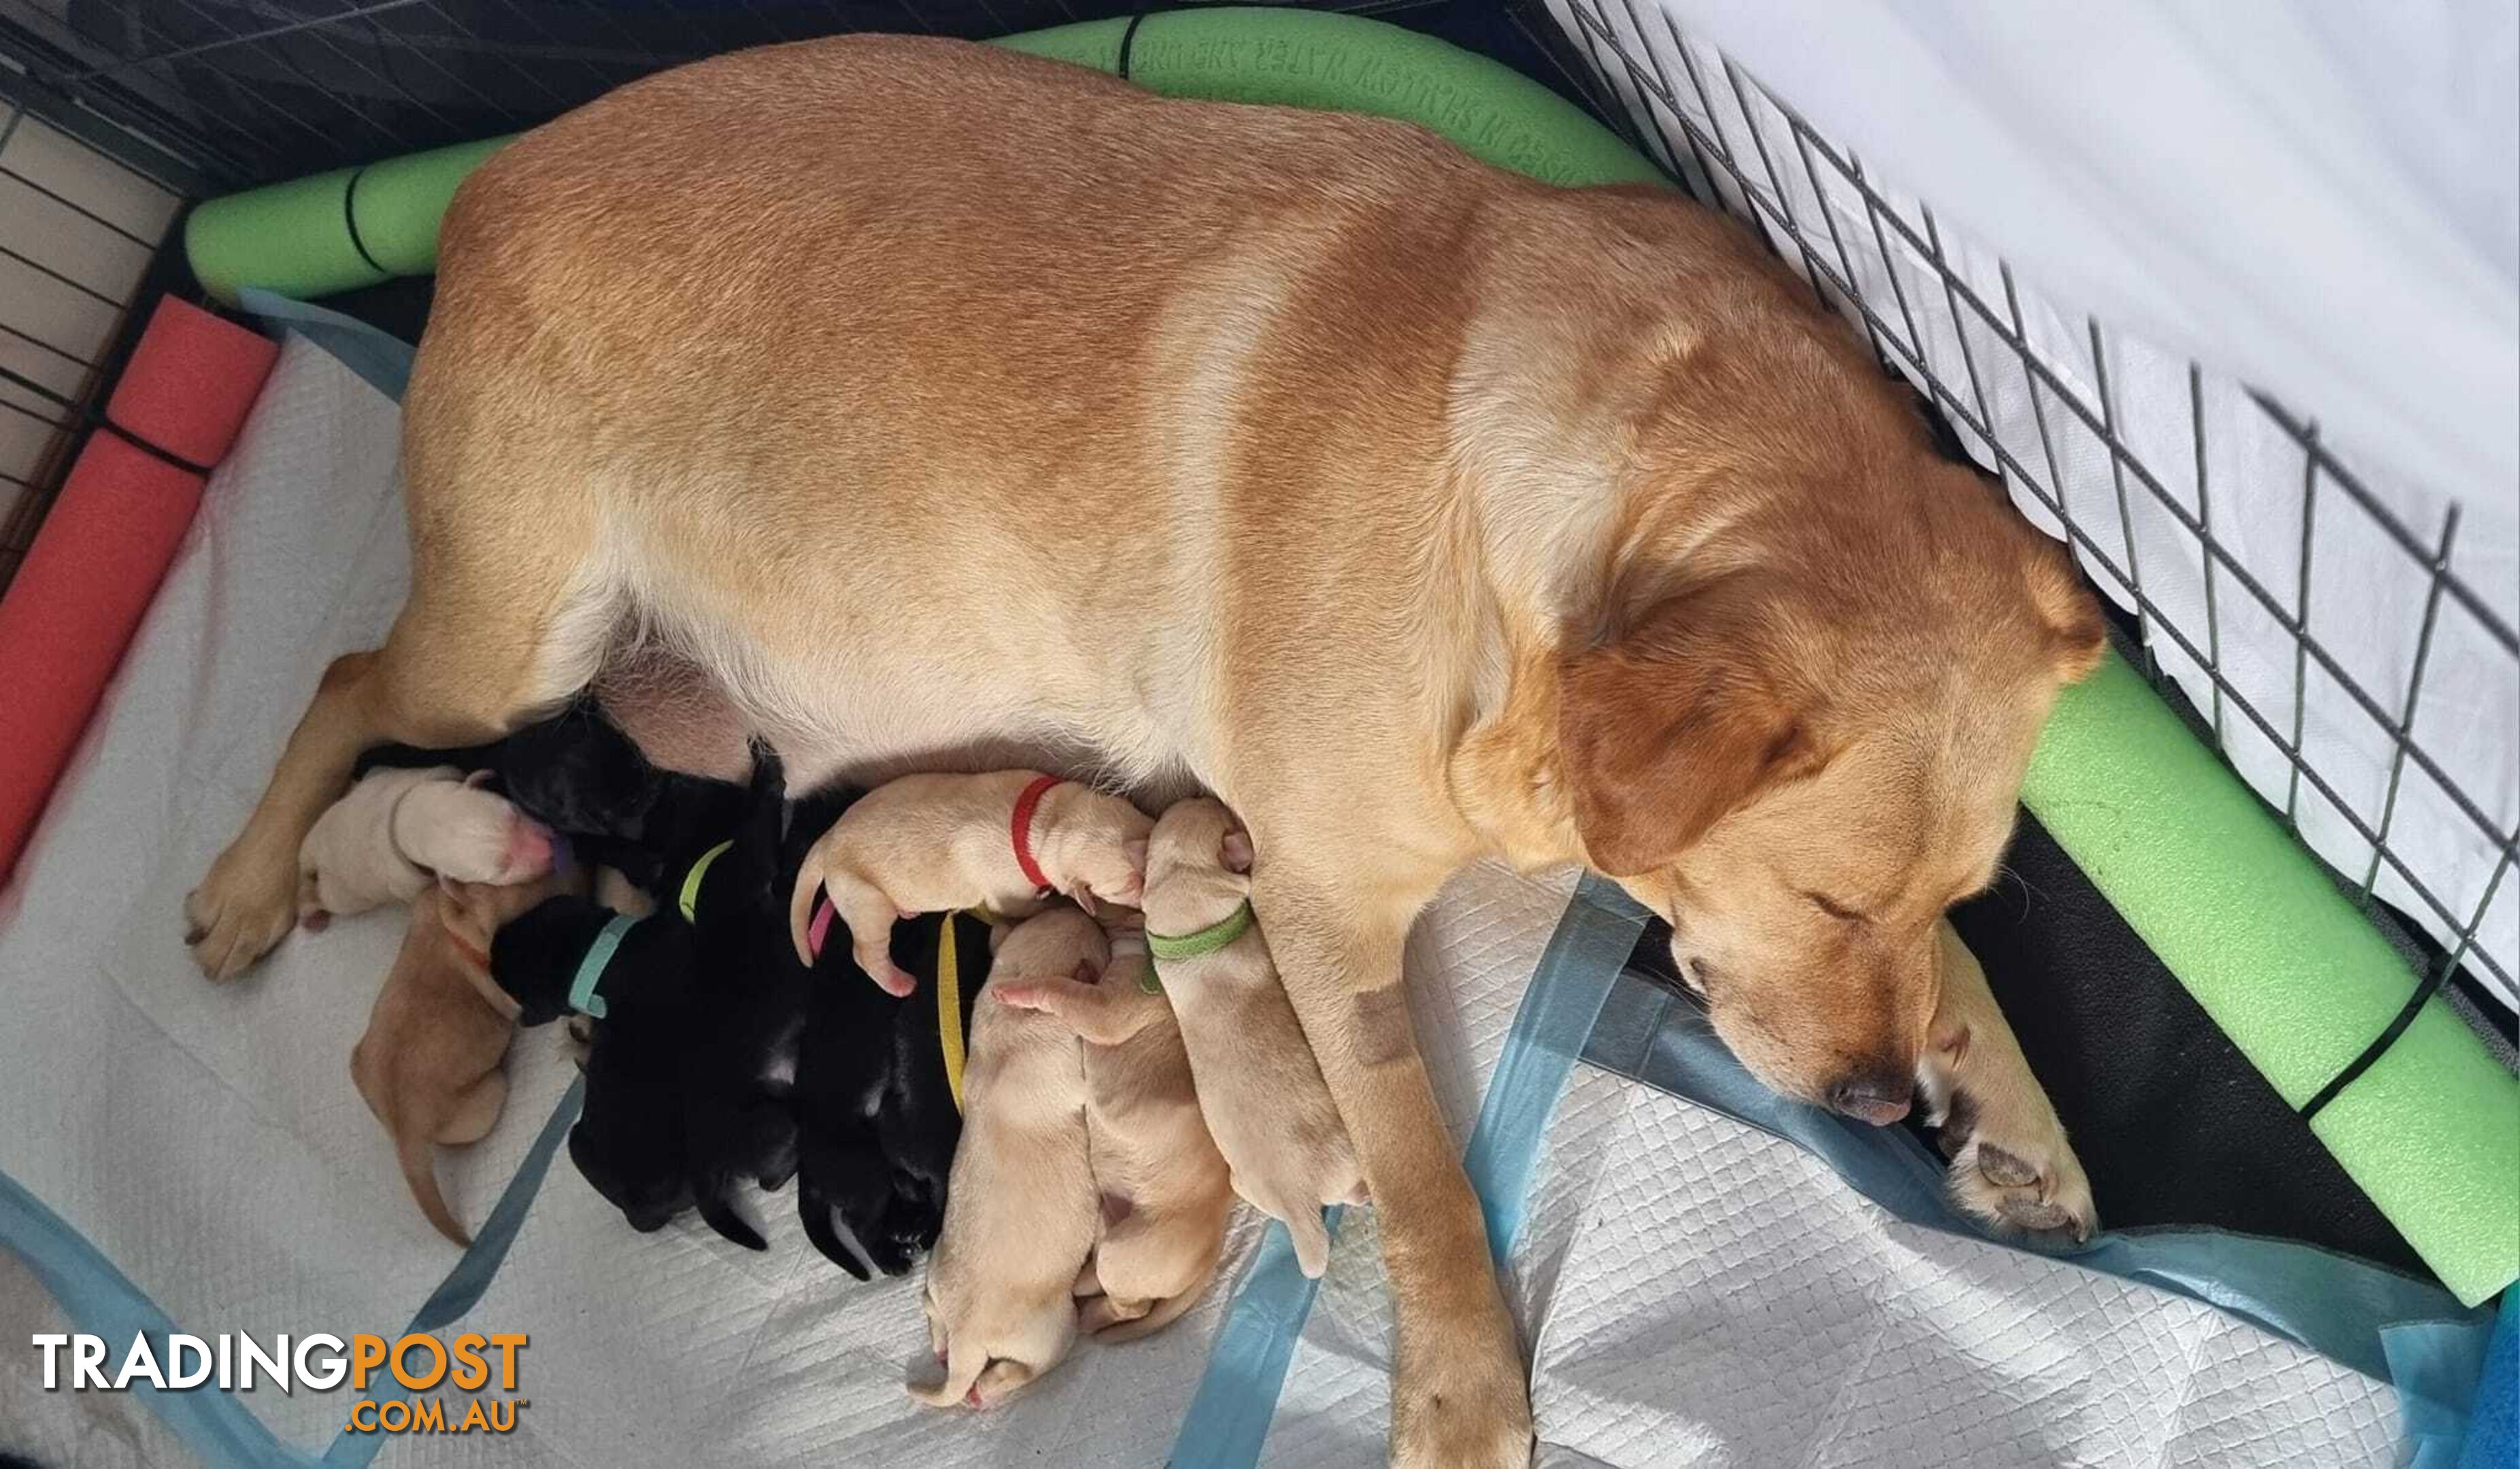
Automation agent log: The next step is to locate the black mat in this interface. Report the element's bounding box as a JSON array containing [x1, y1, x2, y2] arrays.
[[1950, 812, 2425, 1277]]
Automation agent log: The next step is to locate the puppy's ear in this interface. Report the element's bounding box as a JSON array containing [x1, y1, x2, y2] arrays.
[[463, 768, 495, 790], [1556, 585, 1830, 876], [1220, 830, 1254, 874]]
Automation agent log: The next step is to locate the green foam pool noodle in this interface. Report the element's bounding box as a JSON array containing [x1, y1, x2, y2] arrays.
[[995, 9, 1667, 188], [186, 10, 1662, 305], [2025, 650, 2519, 1305], [354, 135, 518, 276], [185, 167, 383, 305]]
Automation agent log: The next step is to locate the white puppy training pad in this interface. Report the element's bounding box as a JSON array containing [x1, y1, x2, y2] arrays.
[[1526, 1080, 2398, 1468], [0, 336, 2404, 1467]]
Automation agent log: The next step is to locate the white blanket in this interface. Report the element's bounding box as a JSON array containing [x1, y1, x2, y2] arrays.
[[0, 340, 2400, 1466]]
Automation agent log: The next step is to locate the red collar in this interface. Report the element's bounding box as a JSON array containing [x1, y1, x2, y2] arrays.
[[1010, 775, 1063, 892]]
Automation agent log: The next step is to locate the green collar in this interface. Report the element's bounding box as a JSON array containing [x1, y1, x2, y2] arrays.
[[1145, 900, 1255, 965], [676, 839, 734, 924]]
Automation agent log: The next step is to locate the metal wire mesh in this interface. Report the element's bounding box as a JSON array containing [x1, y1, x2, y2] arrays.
[[1543, 0, 2517, 1011]]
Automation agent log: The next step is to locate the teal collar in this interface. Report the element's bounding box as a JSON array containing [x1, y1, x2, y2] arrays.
[[567, 913, 639, 1019]]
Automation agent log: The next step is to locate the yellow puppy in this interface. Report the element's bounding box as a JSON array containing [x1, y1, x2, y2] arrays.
[[1135, 797, 1362, 1278], [913, 907, 1106, 1409], [996, 913, 1234, 1338], [789, 770, 1152, 996]]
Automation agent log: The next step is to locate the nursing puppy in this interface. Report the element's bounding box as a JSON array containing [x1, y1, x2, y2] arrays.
[[568, 987, 698, 1235], [669, 749, 811, 1251], [913, 907, 1105, 1408], [995, 921, 1234, 1338], [1136, 798, 1362, 1278], [490, 894, 698, 1026], [298, 766, 554, 928], [788, 771, 1151, 997], [352, 871, 578, 1245], [356, 693, 748, 896], [874, 909, 992, 1236]]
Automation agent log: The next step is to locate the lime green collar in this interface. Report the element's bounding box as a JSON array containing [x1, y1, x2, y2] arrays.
[[1145, 900, 1255, 964]]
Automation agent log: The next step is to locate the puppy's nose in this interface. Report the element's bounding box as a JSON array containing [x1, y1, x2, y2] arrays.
[[504, 820, 555, 877], [1827, 1073, 1913, 1126]]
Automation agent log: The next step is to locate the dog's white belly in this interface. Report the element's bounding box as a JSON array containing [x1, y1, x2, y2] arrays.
[[629, 596, 1202, 801]]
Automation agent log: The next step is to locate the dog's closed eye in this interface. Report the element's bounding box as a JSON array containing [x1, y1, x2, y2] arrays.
[[1800, 890, 1868, 924]]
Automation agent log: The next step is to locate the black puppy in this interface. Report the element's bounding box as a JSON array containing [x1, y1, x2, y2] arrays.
[[667, 746, 811, 1252], [784, 783, 909, 1278], [490, 896, 697, 1026], [566, 993, 695, 1234], [488, 747, 792, 1249], [873, 910, 989, 1249], [357, 696, 747, 892], [788, 890, 989, 1279]]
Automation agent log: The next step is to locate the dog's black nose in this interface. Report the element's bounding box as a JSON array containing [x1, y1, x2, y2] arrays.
[[1826, 1075, 1913, 1126]]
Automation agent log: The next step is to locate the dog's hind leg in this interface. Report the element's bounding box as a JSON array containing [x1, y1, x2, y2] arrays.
[[186, 396, 607, 979], [436, 1070, 509, 1145]]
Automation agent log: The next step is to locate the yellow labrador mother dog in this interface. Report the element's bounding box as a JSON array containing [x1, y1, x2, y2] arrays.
[[185, 34, 2104, 1465]]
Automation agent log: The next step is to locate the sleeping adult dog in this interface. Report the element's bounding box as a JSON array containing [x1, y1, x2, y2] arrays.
[[184, 34, 2104, 1466]]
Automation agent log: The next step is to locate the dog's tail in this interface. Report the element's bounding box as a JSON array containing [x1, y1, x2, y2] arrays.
[[907, 1337, 986, 1408], [696, 1185, 768, 1251], [1092, 1236, 1228, 1345], [396, 1125, 471, 1247]]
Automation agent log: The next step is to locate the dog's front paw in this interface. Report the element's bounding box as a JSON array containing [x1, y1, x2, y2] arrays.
[[1940, 1094, 2096, 1245], [1391, 1315, 1533, 1469], [184, 839, 301, 980]]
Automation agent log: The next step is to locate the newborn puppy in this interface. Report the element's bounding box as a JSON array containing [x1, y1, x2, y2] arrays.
[[568, 991, 697, 1235], [352, 871, 577, 1245], [913, 907, 1106, 1409], [298, 766, 554, 928], [994, 921, 1233, 1339], [491, 755, 799, 1251], [875, 909, 992, 1240], [1135, 796, 1362, 1277], [788, 771, 1152, 996], [357, 696, 747, 894], [792, 900, 992, 1281], [669, 747, 810, 1251]]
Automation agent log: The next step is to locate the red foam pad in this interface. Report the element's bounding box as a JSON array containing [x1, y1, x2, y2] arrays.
[[0, 433, 205, 881], [105, 297, 280, 467]]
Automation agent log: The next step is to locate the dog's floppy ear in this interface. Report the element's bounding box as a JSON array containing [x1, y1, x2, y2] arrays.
[[1556, 586, 1829, 876], [2020, 535, 2107, 681]]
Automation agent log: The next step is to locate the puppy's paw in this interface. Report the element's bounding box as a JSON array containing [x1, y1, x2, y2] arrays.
[[856, 947, 916, 997], [1941, 1098, 2096, 1246], [185, 839, 301, 980], [990, 980, 1054, 1012]]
